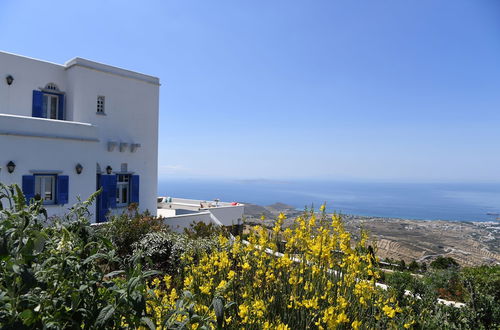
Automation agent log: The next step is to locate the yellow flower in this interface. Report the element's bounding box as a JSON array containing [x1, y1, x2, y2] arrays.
[[242, 262, 251, 271], [199, 284, 211, 295], [382, 305, 396, 318], [404, 320, 415, 328], [320, 204, 326, 212], [276, 323, 290, 330], [352, 320, 362, 329], [152, 277, 161, 287], [337, 312, 349, 323], [184, 276, 193, 287], [252, 299, 266, 318], [169, 288, 178, 304], [216, 280, 227, 290], [227, 270, 236, 279], [238, 304, 249, 323], [163, 275, 171, 288]]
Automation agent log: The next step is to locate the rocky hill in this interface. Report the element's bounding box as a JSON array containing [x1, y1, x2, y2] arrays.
[[242, 202, 500, 266]]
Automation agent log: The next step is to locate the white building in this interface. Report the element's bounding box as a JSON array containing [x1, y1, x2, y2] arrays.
[[157, 197, 245, 231], [0, 51, 159, 222]]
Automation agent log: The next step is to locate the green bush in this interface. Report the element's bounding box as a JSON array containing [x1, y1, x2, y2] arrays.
[[430, 256, 459, 270], [460, 265, 500, 328], [99, 208, 165, 257], [0, 183, 158, 328], [132, 229, 219, 275], [183, 221, 225, 239]]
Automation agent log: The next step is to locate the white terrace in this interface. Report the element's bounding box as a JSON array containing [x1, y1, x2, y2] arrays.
[[157, 197, 244, 232]]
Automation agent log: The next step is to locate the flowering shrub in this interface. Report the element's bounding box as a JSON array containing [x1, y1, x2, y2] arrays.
[[0, 184, 158, 328], [133, 230, 218, 275], [146, 209, 417, 329]]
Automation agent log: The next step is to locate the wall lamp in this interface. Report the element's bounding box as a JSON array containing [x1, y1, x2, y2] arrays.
[[6, 75, 14, 86], [75, 163, 83, 175], [7, 161, 16, 173], [106, 165, 113, 174]]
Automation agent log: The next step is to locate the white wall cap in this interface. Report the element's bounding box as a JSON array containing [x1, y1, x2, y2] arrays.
[[0, 50, 64, 68], [64, 57, 160, 85]]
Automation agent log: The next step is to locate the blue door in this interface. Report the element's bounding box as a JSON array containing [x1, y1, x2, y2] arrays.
[[96, 174, 117, 222]]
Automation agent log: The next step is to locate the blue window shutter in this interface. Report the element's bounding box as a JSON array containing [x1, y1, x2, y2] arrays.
[[57, 94, 65, 120], [101, 175, 117, 209], [108, 175, 117, 209], [22, 175, 35, 204], [57, 175, 69, 205], [130, 175, 140, 204], [32, 90, 44, 118]]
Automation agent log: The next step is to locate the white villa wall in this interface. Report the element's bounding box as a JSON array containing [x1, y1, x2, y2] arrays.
[[0, 51, 160, 221], [162, 212, 213, 233], [0, 133, 98, 217], [206, 205, 244, 226], [0, 53, 67, 117], [65, 60, 159, 215]]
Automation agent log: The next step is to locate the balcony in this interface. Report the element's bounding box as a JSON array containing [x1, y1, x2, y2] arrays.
[[0, 114, 98, 142]]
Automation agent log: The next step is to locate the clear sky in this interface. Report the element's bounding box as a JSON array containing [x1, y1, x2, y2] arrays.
[[1, 0, 500, 182]]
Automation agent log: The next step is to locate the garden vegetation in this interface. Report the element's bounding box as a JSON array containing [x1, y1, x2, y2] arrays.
[[0, 183, 498, 329]]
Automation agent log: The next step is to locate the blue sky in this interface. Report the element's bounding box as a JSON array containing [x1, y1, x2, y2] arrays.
[[1, 0, 500, 182]]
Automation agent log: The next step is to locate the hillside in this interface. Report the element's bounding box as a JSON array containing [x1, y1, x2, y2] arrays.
[[243, 203, 500, 266]]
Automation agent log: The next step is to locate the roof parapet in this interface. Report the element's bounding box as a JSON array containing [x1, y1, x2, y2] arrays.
[[65, 57, 160, 85]]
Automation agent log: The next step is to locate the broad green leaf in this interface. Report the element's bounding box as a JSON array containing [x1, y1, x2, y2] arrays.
[[96, 304, 115, 326], [141, 316, 156, 330]]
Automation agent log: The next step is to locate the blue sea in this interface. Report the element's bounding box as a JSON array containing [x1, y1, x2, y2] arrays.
[[158, 179, 500, 222]]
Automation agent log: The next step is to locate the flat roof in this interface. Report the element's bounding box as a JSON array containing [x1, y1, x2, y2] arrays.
[[0, 50, 160, 86], [65, 57, 160, 85]]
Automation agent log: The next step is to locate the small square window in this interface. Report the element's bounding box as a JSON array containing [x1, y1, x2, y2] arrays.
[[97, 96, 105, 114], [34, 175, 56, 204], [116, 174, 130, 207]]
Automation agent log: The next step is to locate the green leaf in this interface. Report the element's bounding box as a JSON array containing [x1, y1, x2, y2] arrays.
[[141, 316, 156, 330], [143, 270, 162, 278], [105, 270, 125, 278], [212, 297, 224, 328], [12, 264, 20, 274], [96, 304, 115, 326], [33, 234, 46, 254], [19, 309, 34, 325], [14, 184, 26, 210], [83, 253, 108, 264]]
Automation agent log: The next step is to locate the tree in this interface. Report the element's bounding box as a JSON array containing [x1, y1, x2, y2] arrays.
[[430, 256, 459, 270], [398, 259, 406, 271], [408, 260, 420, 273]]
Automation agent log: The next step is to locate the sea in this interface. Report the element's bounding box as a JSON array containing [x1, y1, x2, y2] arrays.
[[158, 179, 500, 222]]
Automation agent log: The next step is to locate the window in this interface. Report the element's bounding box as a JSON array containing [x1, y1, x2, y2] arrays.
[[97, 96, 105, 114], [22, 174, 69, 205], [116, 174, 130, 207], [34, 175, 56, 204], [43, 94, 59, 119], [32, 88, 65, 120]]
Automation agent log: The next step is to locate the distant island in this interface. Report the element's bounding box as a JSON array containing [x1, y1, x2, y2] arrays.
[[241, 202, 500, 267]]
